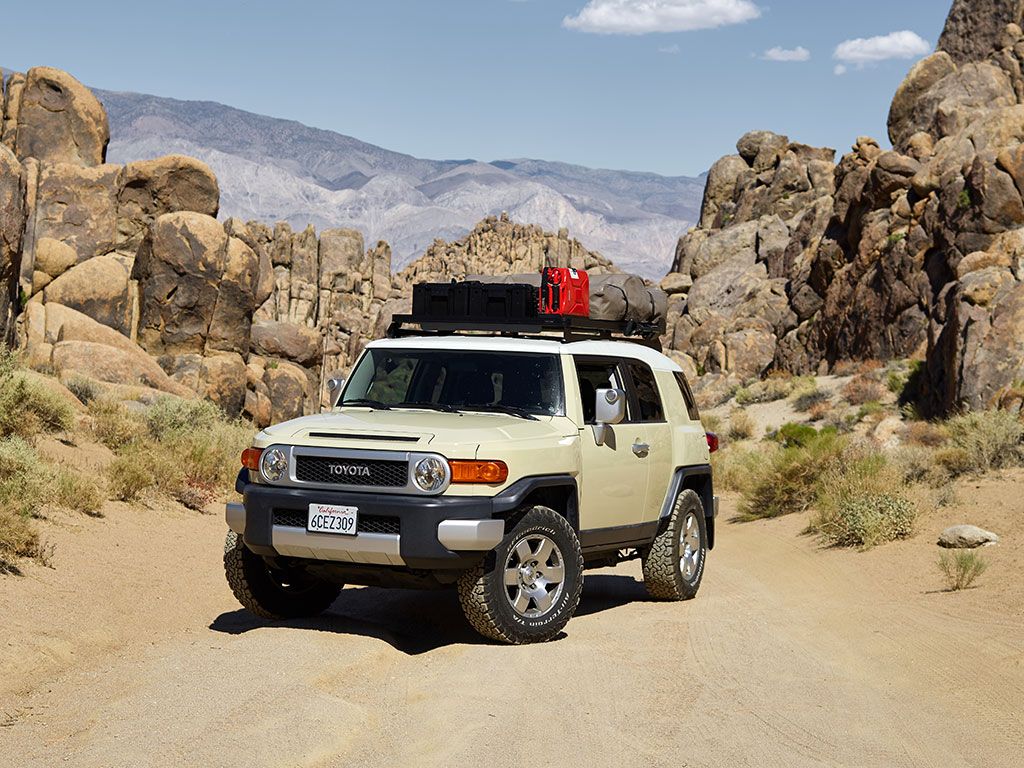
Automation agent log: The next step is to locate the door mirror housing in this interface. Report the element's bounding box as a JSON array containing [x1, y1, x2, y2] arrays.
[[593, 388, 626, 445], [325, 374, 346, 408]]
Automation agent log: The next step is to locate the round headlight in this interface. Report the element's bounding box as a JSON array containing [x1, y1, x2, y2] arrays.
[[260, 447, 288, 483], [413, 457, 448, 492]]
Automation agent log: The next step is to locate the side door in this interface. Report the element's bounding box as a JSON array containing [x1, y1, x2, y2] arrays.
[[622, 360, 674, 523], [573, 357, 651, 530]]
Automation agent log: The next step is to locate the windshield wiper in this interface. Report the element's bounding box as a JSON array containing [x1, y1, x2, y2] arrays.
[[462, 404, 540, 421], [393, 401, 461, 413], [341, 398, 392, 410]]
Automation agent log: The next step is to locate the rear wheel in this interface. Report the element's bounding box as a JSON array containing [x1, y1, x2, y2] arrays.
[[457, 506, 584, 644], [223, 530, 341, 619], [641, 489, 707, 600]]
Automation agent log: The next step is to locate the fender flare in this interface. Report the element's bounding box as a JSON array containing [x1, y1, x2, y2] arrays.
[[659, 465, 716, 550]]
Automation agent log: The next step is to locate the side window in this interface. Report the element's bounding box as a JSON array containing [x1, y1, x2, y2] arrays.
[[626, 361, 665, 423], [674, 372, 701, 422], [574, 360, 625, 424]]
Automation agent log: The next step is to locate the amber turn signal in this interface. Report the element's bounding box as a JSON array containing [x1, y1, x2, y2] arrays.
[[449, 460, 509, 484], [241, 447, 263, 470]]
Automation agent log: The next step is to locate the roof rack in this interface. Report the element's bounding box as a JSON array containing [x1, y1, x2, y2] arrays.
[[386, 313, 665, 347]]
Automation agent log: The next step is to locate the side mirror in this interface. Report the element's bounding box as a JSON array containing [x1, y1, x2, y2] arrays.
[[325, 374, 346, 408], [593, 388, 626, 445]]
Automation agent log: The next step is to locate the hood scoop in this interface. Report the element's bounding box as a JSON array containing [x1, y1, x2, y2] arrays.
[[307, 432, 421, 443]]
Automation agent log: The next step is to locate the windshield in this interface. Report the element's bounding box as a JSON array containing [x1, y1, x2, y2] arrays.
[[341, 348, 565, 417]]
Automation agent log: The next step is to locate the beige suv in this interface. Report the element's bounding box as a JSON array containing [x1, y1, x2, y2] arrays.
[[224, 334, 717, 644]]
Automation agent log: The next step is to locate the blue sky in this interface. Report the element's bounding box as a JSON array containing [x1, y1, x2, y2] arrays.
[[2, 0, 950, 176]]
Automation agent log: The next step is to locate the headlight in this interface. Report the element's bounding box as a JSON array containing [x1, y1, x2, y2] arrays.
[[260, 447, 288, 483], [413, 456, 448, 492]]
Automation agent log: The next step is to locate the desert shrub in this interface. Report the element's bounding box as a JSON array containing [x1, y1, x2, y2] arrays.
[[807, 401, 832, 422], [843, 376, 886, 406], [0, 368, 74, 440], [701, 413, 722, 434], [53, 468, 105, 517], [727, 409, 755, 441], [711, 444, 775, 494], [771, 422, 834, 448], [891, 445, 937, 485], [0, 507, 46, 574], [814, 493, 916, 548], [739, 430, 847, 520], [107, 453, 155, 502], [65, 375, 100, 405], [145, 397, 224, 442], [734, 375, 804, 405], [855, 401, 885, 423], [100, 397, 252, 503], [938, 550, 988, 591], [810, 449, 916, 548], [89, 398, 145, 450], [903, 420, 948, 448], [940, 410, 1024, 475], [0, 345, 17, 380], [793, 388, 829, 412]]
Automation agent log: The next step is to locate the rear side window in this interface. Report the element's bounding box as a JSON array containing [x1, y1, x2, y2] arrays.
[[674, 372, 700, 422], [625, 362, 665, 423]]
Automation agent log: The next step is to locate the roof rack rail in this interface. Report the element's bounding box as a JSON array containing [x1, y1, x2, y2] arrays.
[[386, 313, 666, 347]]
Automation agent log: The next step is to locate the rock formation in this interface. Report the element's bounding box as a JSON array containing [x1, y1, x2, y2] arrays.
[[658, 0, 1024, 413]]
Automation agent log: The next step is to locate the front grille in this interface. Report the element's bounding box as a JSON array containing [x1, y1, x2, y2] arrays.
[[273, 509, 400, 535], [294, 456, 408, 487]]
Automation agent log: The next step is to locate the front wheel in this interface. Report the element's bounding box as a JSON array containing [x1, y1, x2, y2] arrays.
[[641, 489, 707, 600], [223, 530, 341, 619], [457, 506, 584, 644]]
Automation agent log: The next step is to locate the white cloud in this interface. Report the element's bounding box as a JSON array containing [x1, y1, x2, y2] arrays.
[[659, 44, 681, 54], [833, 30, 930, 68], [762, 45, 810, 62], [563, 0, 761, 35], [834, 64, 847, 76]]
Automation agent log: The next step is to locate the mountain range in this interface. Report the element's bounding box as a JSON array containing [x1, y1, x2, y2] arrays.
[[95, 88, 704, 277]]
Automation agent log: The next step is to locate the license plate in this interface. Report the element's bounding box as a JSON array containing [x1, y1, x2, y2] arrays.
[[307, 503, 358, 536]]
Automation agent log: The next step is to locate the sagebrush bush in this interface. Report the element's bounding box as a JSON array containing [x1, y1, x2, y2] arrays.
[[814, 493, 916, 549], [65, 375, 100, 405], [99, 396, 253, 503], [711, 444, 775, 494], [807, 401, 832, 422], [772, 422, 833, 448], [843, 376, 886, 406], [739, 430, 847, 520], [938, 550, 988, 591], [903, 420, 948, 448], [0, 507, 45, 574], [734, 375, 811, 405], [0, 371, 74, 440], [940, 410, 1024, 475], [793, 388, 830, 412], [701, 413, 722, 434], [727, 409, 755, 441]]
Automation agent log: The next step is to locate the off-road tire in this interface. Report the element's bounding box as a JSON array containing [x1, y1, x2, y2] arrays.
[[457, 506, 584, 644], [223, 530, 341, 619], [641, 489, 707, 600]]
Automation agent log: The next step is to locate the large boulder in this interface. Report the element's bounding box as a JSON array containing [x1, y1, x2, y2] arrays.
[[132, 211, 231, 355], [32, 163, 120, 265], [40, 254, 132, 334], [205, 236, 261, 355], [116, 155, 219, 252], [937, 0, 1024, 65], [250, 321, 322, 365], [50, 339, 192, 397], [11, 67, 108, 166]]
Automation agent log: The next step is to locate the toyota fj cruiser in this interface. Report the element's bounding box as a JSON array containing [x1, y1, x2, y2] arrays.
[[224, 287, 717, 644]]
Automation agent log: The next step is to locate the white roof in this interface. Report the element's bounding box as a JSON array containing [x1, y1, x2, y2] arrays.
[[367, 335, 681, 372]]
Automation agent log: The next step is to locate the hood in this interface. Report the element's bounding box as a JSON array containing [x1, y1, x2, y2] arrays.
[[256, 408, 577, 455]]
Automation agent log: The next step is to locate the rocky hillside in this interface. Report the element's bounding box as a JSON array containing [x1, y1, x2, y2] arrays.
[[96, 88, 703, 278], [5, 0, 1024, 424], [659, 0, 1024, 415], [0, 67, 616, 426]]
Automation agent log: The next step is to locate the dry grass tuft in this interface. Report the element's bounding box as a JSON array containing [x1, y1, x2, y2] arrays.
[[842, 376, 886, 406], [937, 410, 1024, 476], [727, 408, 755, 441], [938, 550, 988, 591]]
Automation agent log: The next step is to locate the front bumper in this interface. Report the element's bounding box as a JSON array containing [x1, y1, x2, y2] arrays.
[[230, 473, 575, 570]]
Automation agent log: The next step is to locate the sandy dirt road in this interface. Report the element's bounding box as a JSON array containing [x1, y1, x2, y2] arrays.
[[1, 493, 1022, 768]]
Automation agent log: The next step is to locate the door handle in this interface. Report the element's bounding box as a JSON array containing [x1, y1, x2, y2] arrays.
[[632, 442, 650, 458]]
